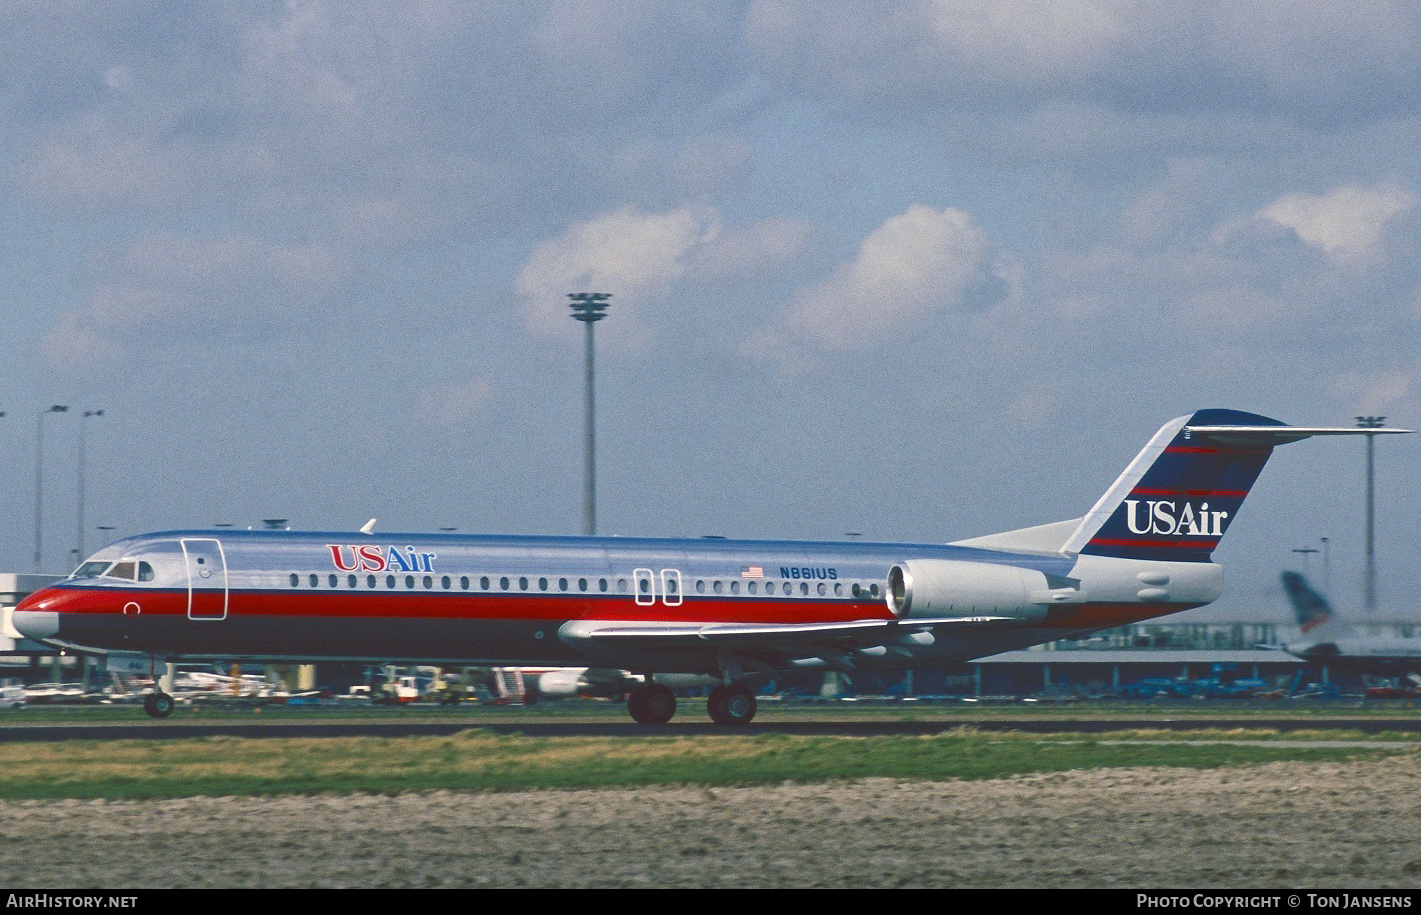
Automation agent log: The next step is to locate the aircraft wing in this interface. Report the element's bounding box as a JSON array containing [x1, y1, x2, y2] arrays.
[[558, 617, 1016, 669]]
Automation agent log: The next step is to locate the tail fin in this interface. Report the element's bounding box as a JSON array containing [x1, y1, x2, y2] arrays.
[[1060, 408, 1390, 562], [1281, 571, 1335, 634]]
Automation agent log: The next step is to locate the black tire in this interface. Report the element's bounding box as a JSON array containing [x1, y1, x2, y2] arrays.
[[627, 685, 676, 724], [707, 684, 757, 725], [144, 691, 175, 719]]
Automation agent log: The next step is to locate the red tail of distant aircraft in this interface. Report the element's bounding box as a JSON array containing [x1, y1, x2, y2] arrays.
[[15, 409, 1407, 723]]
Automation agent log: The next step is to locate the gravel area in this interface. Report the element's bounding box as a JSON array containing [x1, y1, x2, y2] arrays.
[[3, 756, 1419, 888]]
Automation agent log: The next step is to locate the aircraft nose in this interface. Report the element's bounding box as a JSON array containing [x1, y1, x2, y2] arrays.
[[12, 590, 61, 640]]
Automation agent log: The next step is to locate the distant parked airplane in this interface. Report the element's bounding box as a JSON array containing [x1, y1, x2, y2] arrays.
[[15, 409, 1408, 723], [1280, 571, 1421, 676]]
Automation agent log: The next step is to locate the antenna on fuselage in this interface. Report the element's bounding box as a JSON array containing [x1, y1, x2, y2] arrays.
[[360, 519, 377, 536]]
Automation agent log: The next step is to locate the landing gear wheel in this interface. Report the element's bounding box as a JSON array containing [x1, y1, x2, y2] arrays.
[[707, 684, 757, 725], [143, 691, 175, 719], [627, 685, 677, 724]]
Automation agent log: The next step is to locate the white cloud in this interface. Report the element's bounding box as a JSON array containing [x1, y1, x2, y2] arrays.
[[1255, 182, 1414, 264], [14, 115, 202, 212], [1330, 370, 1414, 417], [749, 204, 990, 354], [691, 216, 812, 275], [39, 231, 348, 368], [417, 377, 498, 430], [516, 205, 721, 336], [921, 0, 1130, 80], [516, 205, 809, 338]]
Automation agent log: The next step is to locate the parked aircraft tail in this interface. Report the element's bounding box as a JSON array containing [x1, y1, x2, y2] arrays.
[[1281, 571, 1339, 635]]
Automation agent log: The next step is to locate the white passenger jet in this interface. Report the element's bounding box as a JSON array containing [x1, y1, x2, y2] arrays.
[[14, 409, 1407, 723]]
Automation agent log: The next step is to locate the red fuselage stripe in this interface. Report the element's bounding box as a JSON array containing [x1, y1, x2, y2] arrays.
[[35, 587, 1197, 632], [38, 586, 893, 625]]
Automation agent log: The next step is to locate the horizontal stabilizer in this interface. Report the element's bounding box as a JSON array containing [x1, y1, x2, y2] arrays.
[[1186, 424, 1412, 446], [950, 518, 1082, 554]]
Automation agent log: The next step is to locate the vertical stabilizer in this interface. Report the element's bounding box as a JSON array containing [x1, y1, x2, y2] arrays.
[[1281, 571, 1341, 636], [1065, 409, 1285, 562]]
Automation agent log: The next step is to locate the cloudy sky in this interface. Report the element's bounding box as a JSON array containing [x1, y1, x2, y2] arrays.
[[4, 1, 1420, 622]]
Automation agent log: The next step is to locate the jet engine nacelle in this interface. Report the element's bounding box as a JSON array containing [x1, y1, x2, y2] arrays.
[[532, 668, 587, 698], [887, 559, 1055, 620]]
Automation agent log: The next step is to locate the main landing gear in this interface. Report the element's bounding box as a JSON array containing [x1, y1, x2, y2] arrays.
[[143, 691, 175, 719], [706, 684, 756, 726], [625, 682, 757, 725], [626, 684, 677, 724]]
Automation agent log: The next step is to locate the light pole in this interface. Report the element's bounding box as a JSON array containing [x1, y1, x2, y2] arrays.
[[1320, 536, 1331, 597], [1355, 416, 1385, 612], [568, 293, 612, 536], [76, 409, 104, 562], [35, 404, 69, 571]]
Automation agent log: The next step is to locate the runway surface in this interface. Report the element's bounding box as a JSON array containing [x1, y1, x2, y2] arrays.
[[4, 713, 1421, 741]]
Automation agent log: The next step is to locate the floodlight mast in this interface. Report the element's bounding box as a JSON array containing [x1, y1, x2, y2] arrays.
[[568, 293, 612, 536], [35, 405, 69, 572], [1355, 415, 1386, 612]]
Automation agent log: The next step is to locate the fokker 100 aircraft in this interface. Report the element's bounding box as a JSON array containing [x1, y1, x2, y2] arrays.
[[14, 409, 1409, 723]]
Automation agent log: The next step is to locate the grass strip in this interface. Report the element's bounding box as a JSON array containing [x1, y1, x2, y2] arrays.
[[0, 728, 1409, 800]]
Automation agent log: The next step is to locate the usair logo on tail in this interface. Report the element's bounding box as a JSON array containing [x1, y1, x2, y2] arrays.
[[1122, 500, 1228, 537]]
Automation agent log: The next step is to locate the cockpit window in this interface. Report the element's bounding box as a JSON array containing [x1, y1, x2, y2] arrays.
[[108, 561, 138, 581], [70, 559, 156, 583], [73, 560, 113, 579]]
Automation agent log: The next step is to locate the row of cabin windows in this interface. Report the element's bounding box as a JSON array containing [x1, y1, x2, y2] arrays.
[[286, 572, 881, 599], [292, 573, 629, 593]]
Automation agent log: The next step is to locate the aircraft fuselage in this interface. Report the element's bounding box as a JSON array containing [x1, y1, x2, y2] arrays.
[[16, 529, 1211, 672]]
